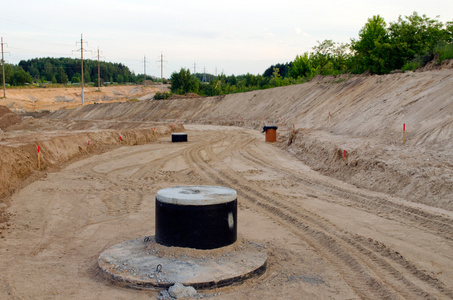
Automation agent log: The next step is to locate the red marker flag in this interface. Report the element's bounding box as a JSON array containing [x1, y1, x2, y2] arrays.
[[403, 123, 406, 131], [37, 145, 40, 153], [329, 112, 331, 116], [344, 150, 347, 158]]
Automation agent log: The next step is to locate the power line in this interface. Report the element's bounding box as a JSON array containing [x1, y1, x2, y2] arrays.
[[72, 34, 91, 105]]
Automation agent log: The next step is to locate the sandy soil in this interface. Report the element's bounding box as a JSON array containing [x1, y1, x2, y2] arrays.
[[2, 84, 168, 111], [0, 69, 452, 299], [0, 125, 452, 299]]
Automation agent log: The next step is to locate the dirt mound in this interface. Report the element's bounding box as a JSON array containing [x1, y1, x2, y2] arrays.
[[0, 106, 21, 130], [2, 85, 170, 111]]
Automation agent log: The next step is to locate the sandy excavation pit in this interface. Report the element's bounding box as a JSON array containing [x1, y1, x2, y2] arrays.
[[1, 69, 453, 299]]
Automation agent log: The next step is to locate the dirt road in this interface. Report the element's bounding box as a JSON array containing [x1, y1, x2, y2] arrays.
[[1, 125, 452, 299]]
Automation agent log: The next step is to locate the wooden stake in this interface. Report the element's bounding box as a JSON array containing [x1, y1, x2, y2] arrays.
[[329, 112, 331, 130], [403, 123, 406, 144], [343, 150, 347, 166]]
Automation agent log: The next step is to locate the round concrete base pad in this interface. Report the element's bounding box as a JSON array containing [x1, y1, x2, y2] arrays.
[[98, 236, 267, 290]]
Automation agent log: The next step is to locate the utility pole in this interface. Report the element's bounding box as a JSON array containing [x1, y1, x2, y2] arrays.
[[193, 62, 196, 78], [160, 52, 163, 91], [144, 55, 147, 86], [156, 52, 167, 91], [97, 47, 101, 91], [202, 67, 207, 82], [73, 34, 90, 105], [81, 35, 85, 104], [1, 37, 7, 98]]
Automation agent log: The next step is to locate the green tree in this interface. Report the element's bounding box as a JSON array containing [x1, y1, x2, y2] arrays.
[[71, 73, 81, 83], [389, 12, 450, 68], [269, 67, 283, 86], [170, 68, 199, 94], [0, 63, 14, 85], [311, 39, 335, 75], [56, 66, 69, 84], [11, 68, 32, 86], [332, 42, 351, 72], [351, 15, 393, 74], [289, 52, 315, 78]]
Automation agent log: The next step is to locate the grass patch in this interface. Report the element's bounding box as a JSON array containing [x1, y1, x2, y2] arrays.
[[435, 44, 453, 63]]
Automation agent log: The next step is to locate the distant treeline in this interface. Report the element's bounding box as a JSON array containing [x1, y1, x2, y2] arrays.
[[170, 12, 453, 97], [0, 57, 156, 86]]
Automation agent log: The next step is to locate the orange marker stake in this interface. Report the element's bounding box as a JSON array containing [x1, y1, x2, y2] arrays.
[[343, 150, 347, 166], [37, 145, 41, 170], [403, 123, 406, 144]]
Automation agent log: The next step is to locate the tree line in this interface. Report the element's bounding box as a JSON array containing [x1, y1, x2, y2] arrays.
[[1, 57, 147, 86], [170, 12, 452, 97]]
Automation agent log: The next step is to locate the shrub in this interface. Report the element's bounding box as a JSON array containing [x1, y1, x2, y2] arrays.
[[153, 91, 172, 100]]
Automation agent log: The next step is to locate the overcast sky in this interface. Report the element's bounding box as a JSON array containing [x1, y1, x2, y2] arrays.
[[1, 0, 452, 78]]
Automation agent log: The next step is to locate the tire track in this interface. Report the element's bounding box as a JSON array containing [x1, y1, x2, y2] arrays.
[[182, 131, 452, 299], [239, 140, 453, 241]]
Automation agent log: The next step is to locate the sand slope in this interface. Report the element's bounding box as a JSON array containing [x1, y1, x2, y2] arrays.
[[45, 70, 453, 210]]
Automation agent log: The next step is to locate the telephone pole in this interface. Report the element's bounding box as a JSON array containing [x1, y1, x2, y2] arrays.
[[73, 34, 90, 105], [1, 37, 7, 98], [193, 62, 196, 78]]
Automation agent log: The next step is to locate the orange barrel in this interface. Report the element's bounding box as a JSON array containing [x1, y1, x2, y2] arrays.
[[262, 126, 277, 142]]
